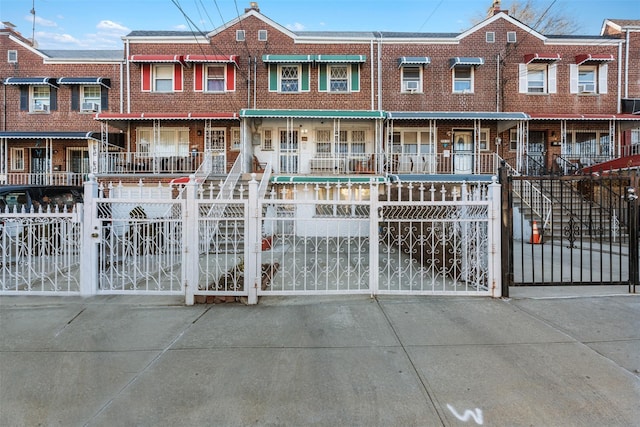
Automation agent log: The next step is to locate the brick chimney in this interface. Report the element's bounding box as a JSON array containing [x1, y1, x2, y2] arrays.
[[245, 2, 260, 13], [488, 0, 508, 16]]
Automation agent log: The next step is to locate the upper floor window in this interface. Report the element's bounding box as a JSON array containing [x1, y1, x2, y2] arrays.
[[81, 86, 102, 112], [570, 63, 608, 94], [318, 60, 362, 93], [329, 65, 348, 92], [280, 65, 300, 92], [519, 63, 557, 94], [236, 30, 245, 41], [7, 50, 17, 63], [453, 67, 473, 93], [258, 30, 268, 41], [206, 65, 225, 92], [153, 65, 174, 92], [402, 66, 421, 93], [507, 32, 517, 43], [31, 86, 51, 113], [486, 32, 495, 43]]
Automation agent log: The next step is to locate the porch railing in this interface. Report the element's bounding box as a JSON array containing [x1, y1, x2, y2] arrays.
[[1, 172, 86, 186]]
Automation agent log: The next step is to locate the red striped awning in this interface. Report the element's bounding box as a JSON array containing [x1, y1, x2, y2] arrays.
[[128, 55, 184, 63], [575, 54, 615, 65], [183, 55, 238, 64], [524, 53, 561, 64], [94, 112, 239, 120]]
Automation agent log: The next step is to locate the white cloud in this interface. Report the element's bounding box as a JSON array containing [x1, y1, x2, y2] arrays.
[[174, 24, 188, 30], [25, 14, 58, 28], [34, 31, 80, 47], [96, 20, 130, 34], [286, 22, 305, 31]]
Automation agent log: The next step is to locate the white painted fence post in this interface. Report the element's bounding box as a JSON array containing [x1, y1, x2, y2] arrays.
[[488, 176, 502, 298], [369, 180, 380, 296], [184, 176, 200, 305], [80, 174, 99, 297], [246, 174, 259, 305]]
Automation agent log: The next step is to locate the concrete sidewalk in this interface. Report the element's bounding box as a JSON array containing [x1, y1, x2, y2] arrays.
[[1, 288, 638, 426]]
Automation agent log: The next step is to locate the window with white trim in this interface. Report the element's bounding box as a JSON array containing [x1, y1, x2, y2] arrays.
[[258, 30, 267, 41], [402, 66, 421, 93], [519, 63, 557, 94], [8, 50, 17, 63], [453, 67, 473, 93], [315, 129, 332, 156], [153, 64, 174, 92], [31, 86, 51, 113], [136, 127, 190, 156], [262, 129, 273, 151], [81, 86, 101, 112], [507, 32, 517, 43], [486, 32, 495, 43], [570, 63, 608, 94], [236, 30, 245, 41], [11, 148, 25, 170], [479, 129, 490, 151], [329, 65, 348, 92], [280, 65, 300, 92], [231, 128, 241, 150], [565, 130, 610, 162], [509, 129, 518, 151], [205, 65, 225, 92]]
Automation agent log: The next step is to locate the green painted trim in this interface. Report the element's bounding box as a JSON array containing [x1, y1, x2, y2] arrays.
[[351, 64, 360, 92], [301, 64, 310, 91], [268, 64, 277, 91], [319, 64, 327, 92]]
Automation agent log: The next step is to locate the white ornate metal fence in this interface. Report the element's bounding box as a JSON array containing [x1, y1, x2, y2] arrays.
[[1, 176, 502, 302]]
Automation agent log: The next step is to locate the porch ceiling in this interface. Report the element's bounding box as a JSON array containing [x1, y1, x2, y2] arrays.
[[240, 109, 385, 119]]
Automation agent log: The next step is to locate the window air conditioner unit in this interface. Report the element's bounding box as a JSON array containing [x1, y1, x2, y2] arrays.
[[81, 102, 99, 112], [404, 81, 419, 92], [578, 83, 595, 93], [33, 104, 49, 112]]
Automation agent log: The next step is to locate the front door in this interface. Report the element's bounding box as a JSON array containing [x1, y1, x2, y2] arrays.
[[31, 148, 49, 184], [280, 130, 299, 173], [452, 131, 473, 174]]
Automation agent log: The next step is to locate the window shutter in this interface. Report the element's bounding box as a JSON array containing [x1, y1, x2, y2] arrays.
[[548, 63, 557, 94], [226, 63, 235, 91], [569, 64, 578, 94], [194, 64, 203, 91], [19, 86, 28, 111], [318, 64, 327, 91], [101, 86, 109, 111], [301, 64, 310, 91], [518, 64, 527, 93], [70, 86, 79, 111], [269, 64, 277, 91], [173, 63, 183, 91], [141, 64, 151, 92], [598, 63, 608, 94], [50, 87, 57, 111], [351, 64, 360, 92]]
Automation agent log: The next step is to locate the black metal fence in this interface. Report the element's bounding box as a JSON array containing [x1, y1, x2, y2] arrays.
[[500, 167, 638, 296]]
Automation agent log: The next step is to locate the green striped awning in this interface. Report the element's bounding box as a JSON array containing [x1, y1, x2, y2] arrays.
[[315, 55, 366, 63], [240, 109, 385, 119]]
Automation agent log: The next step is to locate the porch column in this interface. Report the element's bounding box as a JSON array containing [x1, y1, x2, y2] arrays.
[[488, 176, 502, 298], [0, 138, 6, 183]]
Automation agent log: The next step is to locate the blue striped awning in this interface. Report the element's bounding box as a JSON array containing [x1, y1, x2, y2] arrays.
[[449, 57, 484, 68], [3, 77, 58, 87], [398, 57, 431, 67], [57, 77, 111, 88]]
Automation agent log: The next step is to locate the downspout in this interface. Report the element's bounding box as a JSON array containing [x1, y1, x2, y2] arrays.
[[370, 39, 374, 111], [119, 61, 124, 113], [496, 54, 500, 112], [125, 39, 131, 114], [618, 41, 623, 114], [247, 56, 251, 108], [376, 32, 383, 111], [253, 56, 257, 109], [625, 29, 630, 99]]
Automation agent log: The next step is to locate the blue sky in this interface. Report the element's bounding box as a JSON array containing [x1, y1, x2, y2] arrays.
[[1, 0, 638, 50]]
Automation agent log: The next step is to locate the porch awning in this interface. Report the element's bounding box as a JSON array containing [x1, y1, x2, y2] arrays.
[[94, 112, 239, 120], [314, 55, 366, 63], [386, 112, 529, 120], [262, 54, 315, 63], [398, 57, 431, 67], [0, 131, 100, 140], [528, 113, 640, 120], [3, 77, 58, 87], [524, 53, 561, 64], [57, 77, 111, 88], [271, 176, 386, 184], [183, 54, 238, 64], [449, 57, 484, 68], [575, 54, 615, 65], [128, 55, 184, 63], [240, 109, 385, 119]]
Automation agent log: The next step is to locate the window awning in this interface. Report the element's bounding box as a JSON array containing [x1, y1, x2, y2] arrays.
[[314, 55, 366, 63], [183, 55, 238, 64], [386, 112, 529, 120], [575, 54, 615, 65], [240, 109, 385, 119], [57, 77, 111, 88], [3, 77, 58, 87], [524, 53, 561, 64], [0, 131, 100, 140], [128, 55, 184, 63], [449, 57, 484, 68], [271, 176, 386, 184], [94, 112, 238, 120], [398, 57, 431, 67], [261, 54, 315, 63]]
